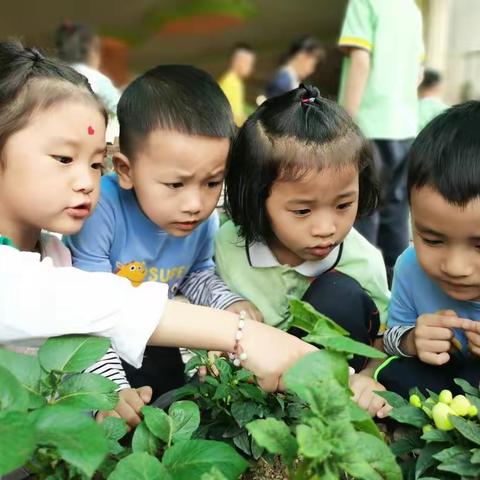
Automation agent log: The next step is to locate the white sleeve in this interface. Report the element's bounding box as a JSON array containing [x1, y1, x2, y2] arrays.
[[0, 246, 168, 368]]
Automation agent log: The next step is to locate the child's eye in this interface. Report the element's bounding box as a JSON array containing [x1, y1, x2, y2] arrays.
[[91, 162, 105, 172], [207, 181, 222, 189], [292, 209, 311, 216], [164, 183, 183, 189], [422, 237, 442, 246], [337, 202, 354, 210], [53, 155, 73, 165]]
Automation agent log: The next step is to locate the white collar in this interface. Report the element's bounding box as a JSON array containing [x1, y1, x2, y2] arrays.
[[247, 241, 341, 277]]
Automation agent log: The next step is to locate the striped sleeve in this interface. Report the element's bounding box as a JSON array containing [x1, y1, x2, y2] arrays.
[[179, 267, 243, 310], [383, 325, 415, 357], [84, 347, 131, 391]]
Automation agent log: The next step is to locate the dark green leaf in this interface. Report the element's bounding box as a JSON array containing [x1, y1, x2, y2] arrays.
[[99, 416, 128, 441], [34, 405, 108, 477], [231, 401, 260, 427], [169, 400, 200, 443], [38, 335, 110, 373], [212, 384, 230, 401], [388, 405, 429, 427], [305, 334, 386, 359], [162, 439, 248, 480], [375, 391, 409, 409], [108, 452, 172, 479], [421, 428, 452, 443], [232, 431, 251, 456], [284, 350, 349, 399], [471, 448, 480, 464], [173, 384, 198, 400], [454, 378, 479, 396], [132, 422, 160, 455], [437, 451, 480, 477], [391, 436, 422, 457], [0, 411, 35, 475], [184, 355, 204, 374], [216, 358, 233, 384], [142, 406, 172, 443], [246, 418, 297, 466], [204, 376, 220, 387], [234, 369, 254, 383], [415, 444, 443, 480], [450, 415, 480, 445], [238, 384, 266, 403], [0, 364, 29, 411], [0, 348, 45, 408], [56, 373, 118, 410], [433, 445, 468, 463]]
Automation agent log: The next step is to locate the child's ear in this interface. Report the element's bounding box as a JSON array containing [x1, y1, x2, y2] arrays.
[[113, 152, 134, 190]]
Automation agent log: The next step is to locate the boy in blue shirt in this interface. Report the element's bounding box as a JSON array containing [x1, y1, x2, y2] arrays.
[[66, 65, 260, 425], [378, 102, 480, 397]]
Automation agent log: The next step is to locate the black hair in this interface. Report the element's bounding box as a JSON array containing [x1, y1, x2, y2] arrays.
[[408, 101, 480, 206], [285, 35, 322, 62], [419, 69, 442, 91], [117, 64, 235, 159], [55, 21, 98, 64], [224, 84, 378, 246], [0, 40, 106, 161]]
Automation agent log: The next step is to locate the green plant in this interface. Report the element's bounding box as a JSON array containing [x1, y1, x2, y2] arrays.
[[0, 336, 247, 479], [380, 380, 480, 480], [245, 300, 401, 480]]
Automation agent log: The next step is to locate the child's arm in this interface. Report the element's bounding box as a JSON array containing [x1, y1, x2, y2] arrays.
[[341, 48, 370, 119]]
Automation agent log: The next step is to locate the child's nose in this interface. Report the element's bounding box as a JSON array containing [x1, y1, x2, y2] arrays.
[[182, 191, 202, 215], [310, 217, 336, 238], [73, 169, 95, 194], [440, 251, 473, 278]]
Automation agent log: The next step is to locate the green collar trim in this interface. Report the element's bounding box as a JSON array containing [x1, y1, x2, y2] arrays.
[[0, 236, 18, 249]]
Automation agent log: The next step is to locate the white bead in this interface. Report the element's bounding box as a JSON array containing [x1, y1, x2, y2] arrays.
[[238, 319, 245, 330], [235, 331, 243, 341], [239, 310, 246, 319], [239, 352, 248, 361], [233, 358, 241, 367]]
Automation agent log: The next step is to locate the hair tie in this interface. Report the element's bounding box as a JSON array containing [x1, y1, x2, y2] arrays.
[[26, 47, 44, 63], [301, 97, 316, 104]]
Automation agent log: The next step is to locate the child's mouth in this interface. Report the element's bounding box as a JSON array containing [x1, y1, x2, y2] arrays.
[[65, 203, 91, 219], [307, 244, 335, 257], [173, 220, 199, 231]]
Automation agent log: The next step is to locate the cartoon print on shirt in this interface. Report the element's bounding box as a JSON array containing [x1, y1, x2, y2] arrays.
[[114, 260, 147, 287]]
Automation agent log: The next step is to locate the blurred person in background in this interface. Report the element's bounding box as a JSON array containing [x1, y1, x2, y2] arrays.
[[55, 21, 120, 142], [265, 35, 323, 98], [338, 0, 424, 284], [418, 69, 449, 131], [218, 43, 256, 126]]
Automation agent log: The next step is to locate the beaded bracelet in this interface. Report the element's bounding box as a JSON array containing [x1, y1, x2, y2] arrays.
[[228, 310, 248, 367]]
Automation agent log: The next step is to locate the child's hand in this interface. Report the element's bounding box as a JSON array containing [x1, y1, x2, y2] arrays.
[[349, 373, 391, 418], [198, 351, 222, 380], [96, 386, 152, 429], [226, 300, 263, 322], [405, 310, 464, 365], [465, 325, 480, 356], [241, 320, 317, 392]]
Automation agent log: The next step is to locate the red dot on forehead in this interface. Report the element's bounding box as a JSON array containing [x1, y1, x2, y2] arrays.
[[88, 126, 95, 136]]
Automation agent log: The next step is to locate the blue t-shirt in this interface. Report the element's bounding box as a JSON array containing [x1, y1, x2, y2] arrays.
[[388, 246, 480, 351], [66, 175, 218, 297]]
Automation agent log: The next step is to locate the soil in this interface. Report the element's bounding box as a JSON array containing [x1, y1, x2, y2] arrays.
[[241, 457, 289, 480]]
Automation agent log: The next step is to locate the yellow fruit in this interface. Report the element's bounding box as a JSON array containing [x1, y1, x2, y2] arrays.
[[422, 424, 433, 434], [409, 394, 422, 408], [450, 395, 471, 417], [468, 405, 478, 417], [438, 390, 453, 405], [432, 402, 456, 431]]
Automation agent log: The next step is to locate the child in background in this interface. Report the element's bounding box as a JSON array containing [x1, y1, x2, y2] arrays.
[[379, 102, 480, 397], [0, 40, 316, 423], [216, 84, 391, 417], [66, 64, 261, 423], [418, 69, 449, 131]]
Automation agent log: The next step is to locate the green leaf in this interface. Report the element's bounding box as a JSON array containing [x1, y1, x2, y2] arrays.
[[437, 451, 480, 477], [238, 383, 266, 403], [415, 444, 443, 480], [375, 390, 409, 409], [234, 369, 254, 383], [216, 358, 233, 384], [246, 418, 298, 466], [289, 298, 349, 335], [99, 416, 128, 441], [296, 423, 331, 460], [142, 406, 172, 443], [108, 452, 172, 479], [0, 364, 29, 411], [0, 348, 45, 408], [56, 373, 118, 410], [34, 405, 109, 477], [450, 415, 480, 445], [38, 335, 110, 373], [162, 439, 248, 480], [454, 378, 479, 396], [212, 384, 230, 400], [0, 411, 35, 475], [184, 355, 204, 374], [421, 428, 452, 443], [132, 422, 160, 455], [343, 432, 402, 480], [348, 401, 382, 439], [471, 448, 480, 464], [169, 400, 201, 443], [232, 431, 252, 456], [201, 467, 229, 480], [284, 350, 349, 398], [305, 334, 386, 359], [433, 445, 468, 463], [388, 405, 429, 428], [231, 400, 260, 427]]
